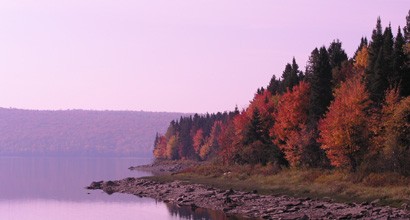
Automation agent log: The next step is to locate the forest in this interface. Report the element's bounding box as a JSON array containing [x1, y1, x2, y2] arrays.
[[153, 11, 410, 176], [0, 108, 186, 156]]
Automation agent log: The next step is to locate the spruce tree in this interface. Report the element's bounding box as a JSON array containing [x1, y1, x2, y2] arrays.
[[267, 75, 281, 95], [367, 17, 384, 75], [290, 57, 303, 87], [328, 39, 348, 70], [403, 10, 410, 96], [392, 27, 406, 92], [280, 57, 302, 92], [308, 46, 333, 124]]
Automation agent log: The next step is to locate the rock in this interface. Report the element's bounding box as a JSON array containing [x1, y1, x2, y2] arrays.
[[190, 203, 198, 210], [322, 197, 333, 202], [300, 214, 309, 220], [224, 196, 232, 204], [87, 173, 410, 220], [370, 199, 380, 206], [261, 214, 271, 219], [125, 177, 135, 182], [186, 187, 195, 192], [87, 181, 103, 189], [314, 204, 325, 209]]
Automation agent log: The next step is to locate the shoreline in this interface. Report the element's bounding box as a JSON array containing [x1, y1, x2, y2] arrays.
[[88, 161, 410, 219]]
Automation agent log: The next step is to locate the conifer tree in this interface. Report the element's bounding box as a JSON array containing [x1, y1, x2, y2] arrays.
[[267, 75, 281, 95], [279, 58, 302, 93], [392, 27, 406, 92], [402, 10, 410, 96], [366, 17, 387, 103], [307, 46, 333, 124], [328, 39, 348, 70]]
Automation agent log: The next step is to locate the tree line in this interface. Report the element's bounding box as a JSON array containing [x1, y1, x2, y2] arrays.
[[153, 12, 410, 176]]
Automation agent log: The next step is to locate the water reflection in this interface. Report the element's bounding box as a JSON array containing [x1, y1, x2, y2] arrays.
[[0, 157, 152, 201], [0, 157, 240, 220], [166, 203, 244, 220]]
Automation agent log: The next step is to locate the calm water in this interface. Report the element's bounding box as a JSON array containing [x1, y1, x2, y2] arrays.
[[0, 157, 231, 220]]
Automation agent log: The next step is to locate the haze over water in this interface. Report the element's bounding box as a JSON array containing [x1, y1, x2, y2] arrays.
[[0, 157, 229, 220]]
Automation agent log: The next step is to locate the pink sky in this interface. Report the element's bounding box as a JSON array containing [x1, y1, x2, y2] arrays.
[[0, 0, 407, 113]]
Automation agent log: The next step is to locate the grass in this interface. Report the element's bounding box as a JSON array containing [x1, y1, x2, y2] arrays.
[[145, 162, 410, 208]]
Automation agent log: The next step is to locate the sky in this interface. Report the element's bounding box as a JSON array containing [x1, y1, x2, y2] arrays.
[[0, 1, 408, 113]]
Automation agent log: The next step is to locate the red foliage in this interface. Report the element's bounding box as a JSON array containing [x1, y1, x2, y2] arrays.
[[271, 81, 311, 167], [318, 75, 371, 170], [218, 121, 236, 164]]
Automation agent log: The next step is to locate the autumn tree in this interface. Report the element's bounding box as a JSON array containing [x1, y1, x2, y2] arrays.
[[192, 129, 205, 157], [218, 119, 237, 164], [371, 89, 410, 175], [332, 60, 355, 87], [272, 81, 313, 167], [199, 121, 223, 160], [354, 45, 369, 71], [153, 133, 168, 159], [318, 74, 371, 171], [353, 37, 368, 60], [166, 135, 179, 160]]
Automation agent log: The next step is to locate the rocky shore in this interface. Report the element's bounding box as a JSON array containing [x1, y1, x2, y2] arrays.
[[129, 160, 199, 175], [88, 177, 410, 219]]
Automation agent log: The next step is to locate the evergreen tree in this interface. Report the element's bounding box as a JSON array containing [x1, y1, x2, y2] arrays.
[[307, 46, 333, 124], [369, 25, 394, 102], [404, 10, 410, 42], [392, 27, 407, 93], [366, 17, 387, 103], [403, 10, 410, 96], [367, 17, 384, 74], [267, 75, 281, 95], [328, 39, 348, 70], [304, 48, 320, 82]]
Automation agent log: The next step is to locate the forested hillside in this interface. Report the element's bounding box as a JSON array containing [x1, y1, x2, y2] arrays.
[[0, 108, 186, 157], [154, 12, 410, 175]]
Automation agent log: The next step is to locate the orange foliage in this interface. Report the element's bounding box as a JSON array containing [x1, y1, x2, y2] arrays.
[[200, 121, 223, 160], [354, 46, 368, 70], [318, 75, 371, 170], [271, 81, 311, 167], [192, 129, 204, 155], [153, 135, 167, 159], [218, 121, 236, 164]]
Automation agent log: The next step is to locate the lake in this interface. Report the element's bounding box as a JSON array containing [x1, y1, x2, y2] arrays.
[[0, 157, 232, 220]]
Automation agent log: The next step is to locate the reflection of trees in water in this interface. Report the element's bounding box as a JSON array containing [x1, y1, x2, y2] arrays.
[[165, 203, 243, 220]]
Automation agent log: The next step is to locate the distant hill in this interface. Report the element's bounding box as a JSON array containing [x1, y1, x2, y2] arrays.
[[0, 108, 187, 157]]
